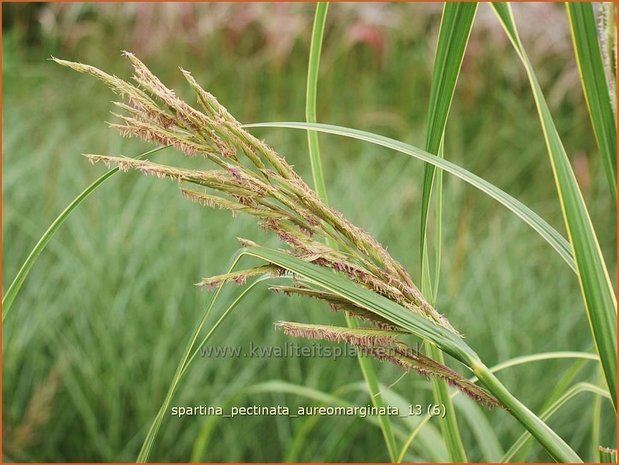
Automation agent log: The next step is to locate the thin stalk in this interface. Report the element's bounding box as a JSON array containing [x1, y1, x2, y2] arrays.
[[306, 2, 330, 204], [137, 253, 268, 462], [501, 382, 611, 462], [245, 246, 582, 462], [472, 361, 583, 463], [427, 345, 466, 462], [347, 315, 398, 461], [304, 4, 397, 460], [398, 351, 597, 462], [2, 145, 169, 322], [422, 142, 465, 463]]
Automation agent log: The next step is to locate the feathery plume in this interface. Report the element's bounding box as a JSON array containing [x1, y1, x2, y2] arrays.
[[56, 53, 500, 409]]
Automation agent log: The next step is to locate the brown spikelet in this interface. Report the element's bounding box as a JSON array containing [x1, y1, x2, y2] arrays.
[[363, 346, 413, 370], [180, 68, 237, 124], [269, 285, 401, 331], [181, 189, 285, 219], [52, 57, 131, 96], [108, 115, 205, 157], [259, 219, 314, 248], [274, 321, 398, 349], [392, 347, 501, 408], [112, 101, 177, 130], [329, 304, 403, 331], [86, 154, 182, 180], [197, 265, 284, 290]]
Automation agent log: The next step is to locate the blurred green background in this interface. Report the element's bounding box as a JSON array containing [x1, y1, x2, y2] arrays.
[[3, 2, 616, 462]]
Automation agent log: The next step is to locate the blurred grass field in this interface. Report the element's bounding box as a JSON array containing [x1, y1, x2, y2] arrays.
[[2, 3, 616, 462]]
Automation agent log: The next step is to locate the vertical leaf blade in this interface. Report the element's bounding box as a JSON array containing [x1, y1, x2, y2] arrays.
[[306, 2, 330, 204], [492, 2, 617, 410], [419, 3, 478, 462], [420, 3, 478, 255], [420, 2, 478, 261], [566, 2, 617, 198]]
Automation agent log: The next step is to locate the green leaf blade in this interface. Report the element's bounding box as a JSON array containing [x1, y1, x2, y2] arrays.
[[2, 145, 169, 322], [244, 121, 576, 272], [421, 2, 478, 258], [492, 2, 617, 410], [420, 4, 478, 462], [244, 246, 582, 463], [566, 2, 617, 198], [306, 2, 331, 205], [243, 246, 479, 365]]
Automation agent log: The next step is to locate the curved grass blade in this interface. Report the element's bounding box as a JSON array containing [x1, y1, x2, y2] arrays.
[[454, 395, 504, 462], [420, 4, 478, 461], [397, 410, 434, 463], [2, 145, 169, 322], [190, 380, 412, 462], [242, 245, 583, 462], [471, 366, 580, 462], [242, 246, 478, 365], [397, 351, 598, 462], [478, 351, 598, 376], [244, 121, 575, 271], [136, 252, 269, 462], [512, 358, 589, 462], [566, 3, 617, 198], [502, 382, 611, 462], [492, 2, 617, 411]]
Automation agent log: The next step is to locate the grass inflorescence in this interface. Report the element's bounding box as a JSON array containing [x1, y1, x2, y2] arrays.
[[53, 52, 496, 407]]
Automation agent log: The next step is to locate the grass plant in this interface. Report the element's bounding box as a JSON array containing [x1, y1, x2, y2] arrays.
[[3, 3, 615, 462], [49, 50, 588, 462]]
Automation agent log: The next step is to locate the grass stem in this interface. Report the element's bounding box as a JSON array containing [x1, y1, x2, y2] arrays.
[[305, 4, 397, 460], [473, 362, 583, 463]]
